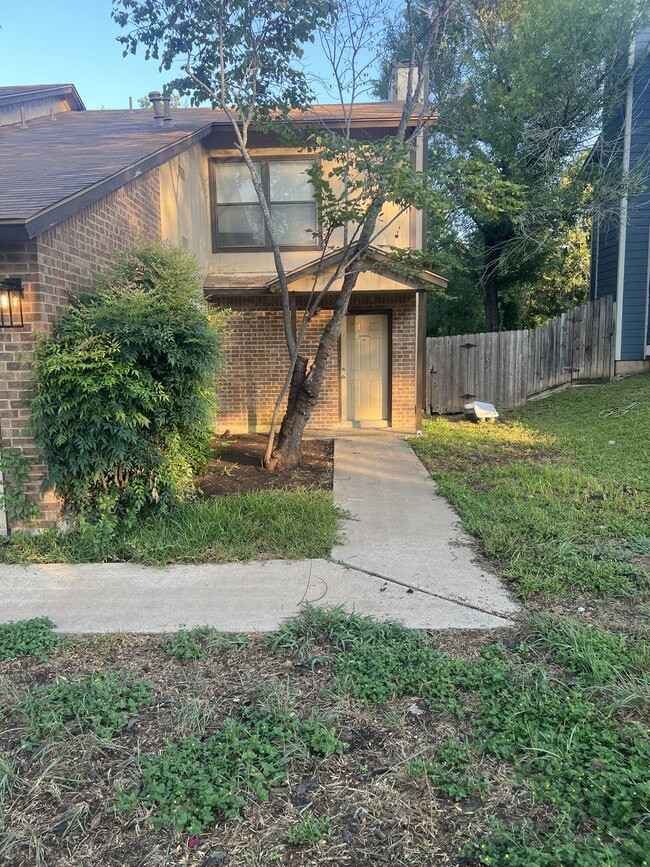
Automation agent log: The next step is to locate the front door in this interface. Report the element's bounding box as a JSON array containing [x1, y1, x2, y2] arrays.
[[343, 313, 389, 423]]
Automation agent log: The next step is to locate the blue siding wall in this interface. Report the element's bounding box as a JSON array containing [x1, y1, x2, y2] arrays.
[[591, 217, 619, 299], [621, 32, 650, 360], [591, 69, 624, 302]]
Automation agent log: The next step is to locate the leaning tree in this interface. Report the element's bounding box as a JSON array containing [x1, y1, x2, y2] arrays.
[[113, 0, 449, 468], [113, 0, 519, 468]]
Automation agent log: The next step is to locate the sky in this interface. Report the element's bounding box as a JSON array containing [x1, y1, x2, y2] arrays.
[[1, 1, 189, 110], [0, 1, 386, 110]]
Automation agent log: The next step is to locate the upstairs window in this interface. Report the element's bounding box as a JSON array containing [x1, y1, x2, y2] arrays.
[[211, 159, 319, 250]]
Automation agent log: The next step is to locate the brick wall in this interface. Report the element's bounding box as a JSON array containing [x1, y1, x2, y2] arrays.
[[0, 169, 161, 527], [215, 291, 417, 433]]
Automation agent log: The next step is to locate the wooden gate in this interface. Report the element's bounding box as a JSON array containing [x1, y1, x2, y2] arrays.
[[426, 296, 616, 414]]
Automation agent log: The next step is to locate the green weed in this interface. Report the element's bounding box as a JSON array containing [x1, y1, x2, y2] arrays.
[[513, 374, 650, 489], [0, 617, 59, 662], [0, 757, 19, 820], [466, 660, 650, 863], [0, 490, 341, 565], [12, 672, 153, 746], [274, 607, 474, 711], [411, 374, 650, 597], [411, 736, 491, 801], [163, 625, 249, 661], [465, 817, 649, 867], [285, 814, 332, 846], [119, 489, 341, 565], [174, 697, 215, 737], [271, 604, 406, 657], [117, 703, 345, 834], [336, 627, 470, 710], [527, 612, 650, 708], [272, 607, 650, 864]]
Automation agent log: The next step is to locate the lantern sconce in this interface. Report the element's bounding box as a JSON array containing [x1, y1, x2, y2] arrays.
[[0, 279, 24, 328]]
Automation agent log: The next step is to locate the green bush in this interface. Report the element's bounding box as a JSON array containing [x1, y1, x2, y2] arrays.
[[0, 447, 39, 525], [29, 243, 227, 524]]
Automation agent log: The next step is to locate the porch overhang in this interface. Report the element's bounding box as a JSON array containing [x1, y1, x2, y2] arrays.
[[202, 248, 447, 298], [265, 247, 447, 293]]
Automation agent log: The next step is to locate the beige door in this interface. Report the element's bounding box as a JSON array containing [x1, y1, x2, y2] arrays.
[[343, 314, 389, 422]]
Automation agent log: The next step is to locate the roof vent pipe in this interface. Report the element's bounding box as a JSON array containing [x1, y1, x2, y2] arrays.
[[162, 95, 172, 125], [148, 91, 164, 127]]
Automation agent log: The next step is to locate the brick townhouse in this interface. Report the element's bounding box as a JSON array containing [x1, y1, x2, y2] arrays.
[[0, 80, 445, 528]]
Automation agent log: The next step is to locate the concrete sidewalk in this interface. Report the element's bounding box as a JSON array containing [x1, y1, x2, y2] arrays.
[[0, 436, 518, 633], [332, 437, 517, 617]]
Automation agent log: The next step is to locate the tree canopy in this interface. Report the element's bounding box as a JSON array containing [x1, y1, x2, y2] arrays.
[[381, 0, 647, 331], [113, 0, 452, 468]]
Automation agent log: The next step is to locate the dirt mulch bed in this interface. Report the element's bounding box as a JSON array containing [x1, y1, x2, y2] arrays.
[[195, 434, 333, 496], [0, 627, 522, 867]]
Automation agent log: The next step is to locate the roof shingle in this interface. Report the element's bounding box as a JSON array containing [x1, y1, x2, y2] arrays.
[[0, 101, 429, 239]]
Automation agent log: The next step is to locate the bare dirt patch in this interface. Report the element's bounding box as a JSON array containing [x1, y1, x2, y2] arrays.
[[526, 591, 650, 636], [195, 434, 333, 496]]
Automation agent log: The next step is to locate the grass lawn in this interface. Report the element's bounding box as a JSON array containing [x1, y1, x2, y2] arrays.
[[411, 373, 650, 608], [1, 376, 649, 865], [0, 490, 341, 566]]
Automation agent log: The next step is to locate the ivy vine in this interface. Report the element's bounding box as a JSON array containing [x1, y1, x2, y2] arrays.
[[0, 447, 39, 527]]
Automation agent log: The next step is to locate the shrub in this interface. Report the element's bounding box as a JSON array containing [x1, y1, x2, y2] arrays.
[[0, 448, 39, 525], [29, 243, 227, 523]]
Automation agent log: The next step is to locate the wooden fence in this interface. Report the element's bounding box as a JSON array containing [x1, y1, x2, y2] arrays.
[[426, 295, 616, 414]]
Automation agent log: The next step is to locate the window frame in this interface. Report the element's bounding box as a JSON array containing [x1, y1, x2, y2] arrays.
[[210, 155, 321, 253]]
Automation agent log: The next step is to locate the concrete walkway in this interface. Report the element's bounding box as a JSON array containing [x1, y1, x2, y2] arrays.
[[0, 437, 518, 633]]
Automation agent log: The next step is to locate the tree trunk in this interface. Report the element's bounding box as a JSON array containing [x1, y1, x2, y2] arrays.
[[264, 254, 369, 471], [483, 267, 501, 332], [481, 231, 506, 332], [265, 356, 311, 471]]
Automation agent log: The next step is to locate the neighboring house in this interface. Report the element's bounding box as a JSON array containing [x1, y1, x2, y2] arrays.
[[590, 30, 650, 374], [0, 78, 444, 526]]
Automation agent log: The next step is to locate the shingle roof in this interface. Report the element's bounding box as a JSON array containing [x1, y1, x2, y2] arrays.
[[0, 84, 85, 110], [0, 100, 431, 241], [0, 109, 217, 238]]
